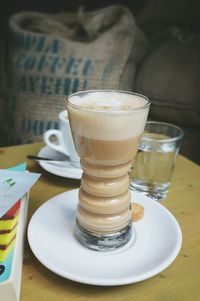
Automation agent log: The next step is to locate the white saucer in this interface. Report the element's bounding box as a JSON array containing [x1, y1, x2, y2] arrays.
[[38, 146, 82, 179], [27, 189, 182, 286]]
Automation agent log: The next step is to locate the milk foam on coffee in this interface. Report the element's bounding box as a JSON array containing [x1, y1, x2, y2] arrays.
[[68, 91, 149, 140], [69, 91, 146, 109]]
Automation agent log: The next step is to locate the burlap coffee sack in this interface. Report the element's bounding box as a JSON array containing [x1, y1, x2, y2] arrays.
[[0, 5, 146, 146], [134, 27, 200, 128], [0, 33, 6, 143]]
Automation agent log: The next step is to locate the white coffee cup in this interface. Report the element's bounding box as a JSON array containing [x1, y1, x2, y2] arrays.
[[43, 110, 80, 165]]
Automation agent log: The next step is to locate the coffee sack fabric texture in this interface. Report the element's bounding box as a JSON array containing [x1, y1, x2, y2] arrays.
[[134, 27, 200, 128], [0, 5, 146, 145], [0, 34, 6, 129]]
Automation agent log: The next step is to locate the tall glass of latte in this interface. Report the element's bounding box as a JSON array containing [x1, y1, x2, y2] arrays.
[[66, 90, 150, 251]]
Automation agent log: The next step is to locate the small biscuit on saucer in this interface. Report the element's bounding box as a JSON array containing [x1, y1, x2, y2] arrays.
[[131, 203, 144, 221]]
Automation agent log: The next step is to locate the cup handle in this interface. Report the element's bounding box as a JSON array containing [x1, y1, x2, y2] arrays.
[[43, 130, 69, 156]]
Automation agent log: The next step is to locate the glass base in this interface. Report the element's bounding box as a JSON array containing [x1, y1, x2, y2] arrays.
[[129, 182, 169, 201], [74, 220, 133, 252]]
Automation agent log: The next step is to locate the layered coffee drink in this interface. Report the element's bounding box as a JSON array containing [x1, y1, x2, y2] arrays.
[[67, 90, 150, 251]]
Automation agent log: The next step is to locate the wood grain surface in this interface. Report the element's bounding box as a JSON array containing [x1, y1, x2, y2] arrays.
[[0, 142, 199, 301]]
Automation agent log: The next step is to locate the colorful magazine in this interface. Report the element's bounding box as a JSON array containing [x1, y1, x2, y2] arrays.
[[0, 163, 40, 301]]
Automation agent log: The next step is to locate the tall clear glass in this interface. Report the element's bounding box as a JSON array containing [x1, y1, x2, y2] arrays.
[[66, 90, 150, 251], [129, 121, 184, 201]]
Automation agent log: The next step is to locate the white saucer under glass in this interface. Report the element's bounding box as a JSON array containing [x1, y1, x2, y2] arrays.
[[27, 189, 182, 286]]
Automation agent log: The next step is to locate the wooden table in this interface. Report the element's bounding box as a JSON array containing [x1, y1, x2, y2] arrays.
[[0, 142, 200, 301]]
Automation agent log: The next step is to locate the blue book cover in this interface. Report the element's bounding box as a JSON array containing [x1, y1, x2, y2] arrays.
[[0, 163, 26, 283]]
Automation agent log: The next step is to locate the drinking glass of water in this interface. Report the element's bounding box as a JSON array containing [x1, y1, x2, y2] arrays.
[[129, 121, 184, 201]]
